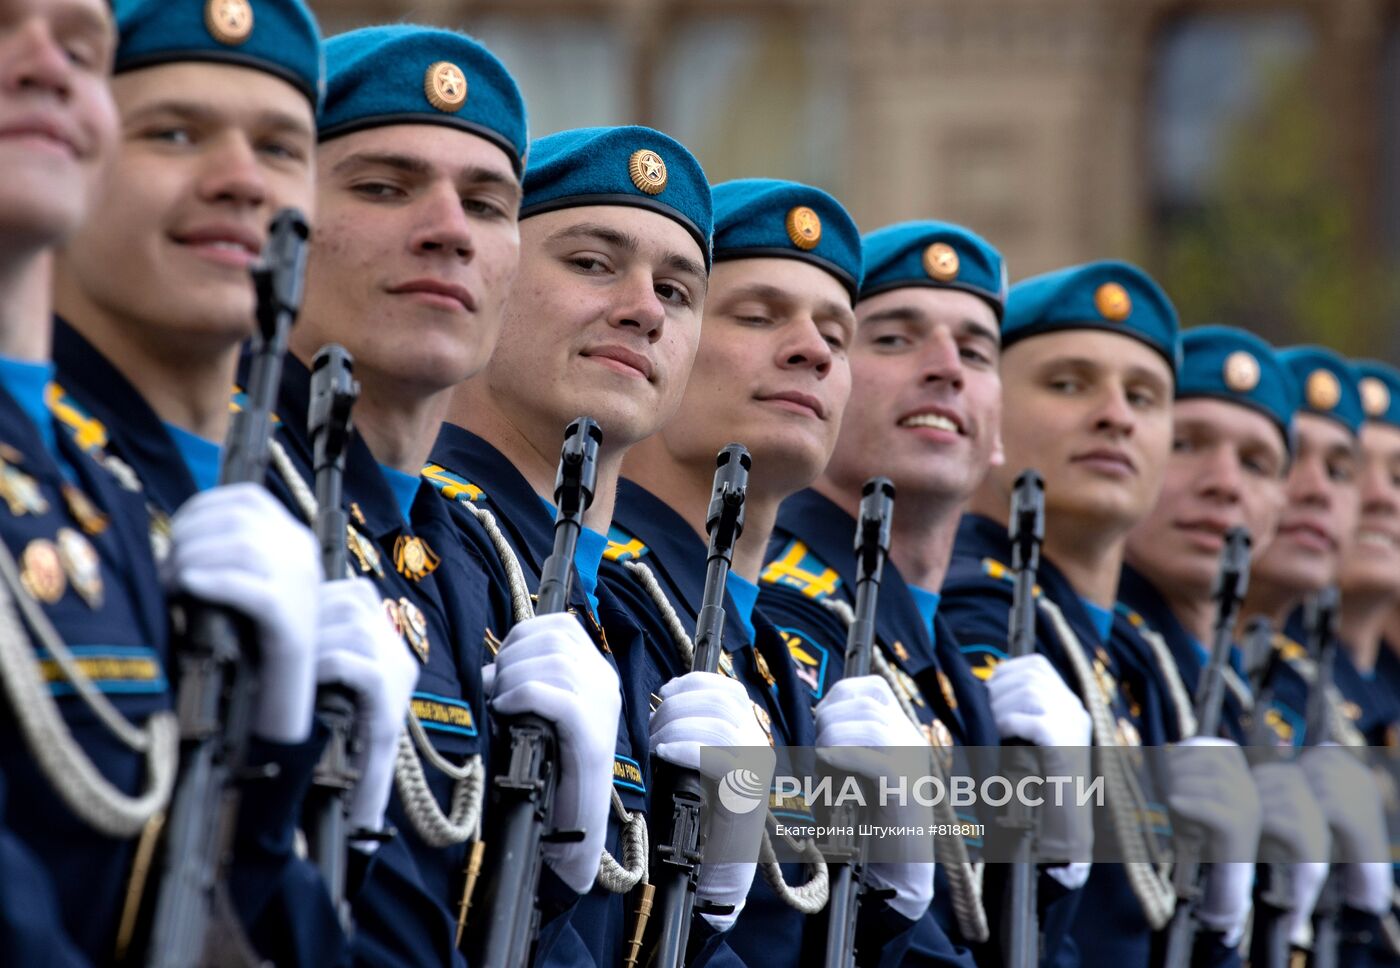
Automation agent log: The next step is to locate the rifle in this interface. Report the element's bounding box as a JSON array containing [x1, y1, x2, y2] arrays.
[[304, 344, 361, 931], [1303, 588, 1341, 968], [1241, 617, 1294, 968], [470, 417, 603, 968], [1161, 526, 1252, 968], [824, 477, 896, 968], [649, 444, 751, 968], [143, 209, 310, 968], [1000, 469, 1045, 968]]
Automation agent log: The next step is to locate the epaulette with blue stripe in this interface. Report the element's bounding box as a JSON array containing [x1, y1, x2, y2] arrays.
[[761, 538, 841, 600], [603, 524, 648, 562], [980, 556, 1041, 597], [422, 462, 485, 504], [47, 382, 109, 456]]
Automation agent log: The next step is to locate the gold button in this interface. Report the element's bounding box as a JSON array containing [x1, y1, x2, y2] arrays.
[[1361, 376, 1390, 417], [922, 242, 960, 282], [785, 206, 822, 250], [1223, 351, 1260, 392], [1094, 282, 1132, 321], [1306, 369, 1341, 411]]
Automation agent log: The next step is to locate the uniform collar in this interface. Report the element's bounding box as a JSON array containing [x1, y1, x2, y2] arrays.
[[775, 488, 938, 675], [613, 477, 754, 654], [956, 511, 1107, 655], [430, 422, 566, 580], [276, 352, 429, 541], [52, 316, 198, 513], [1118, 564, 1202, 676]]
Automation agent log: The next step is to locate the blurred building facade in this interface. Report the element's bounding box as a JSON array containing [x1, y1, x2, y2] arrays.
[[314, 0, 1400, 352]]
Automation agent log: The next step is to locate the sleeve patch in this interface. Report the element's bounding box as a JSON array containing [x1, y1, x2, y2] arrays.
[[422, 463, 485, 504], [777, 625, 830, 699], [761, 540, 841, 600], [603, 525, 648, 562]]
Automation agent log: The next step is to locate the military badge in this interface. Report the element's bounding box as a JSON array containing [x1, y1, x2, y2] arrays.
[[393, 534, 440, 581], [627, 149, 668, 195], [1094, 282, 1132, 321], [20, 539, 65, 604], [1306, 369, 1341, 411], [399, 598, 430, 663], [1223, 351, 1260, 392], [922, 242, 960, 282], [205, 0, 253, 45], [1362, 376, 1390, 418], [785, 206, 822, 250], [56, 528, 102, 609], [424, 61, 468, 112], [0, 460, 47, 516], [347, 525, 384, 577]]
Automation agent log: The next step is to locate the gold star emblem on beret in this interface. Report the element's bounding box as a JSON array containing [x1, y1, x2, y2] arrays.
[[923, 242, 960, 282], [628, 149, 667, 195], [1223, 351, 1260, 392], [424, 61, 468, 113], [1306, 369, 1341, 411], [1362, 376, 1390, 417], [785, 206, 822, 250], [1094, 282, 1132, 321], [205, 0, 253, 45]]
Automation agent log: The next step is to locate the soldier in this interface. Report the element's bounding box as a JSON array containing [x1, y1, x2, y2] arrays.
[[425, 125, 713, 964], [0, 0, 333, 962], [755, 220, 1094, 963], [1336, 359, 1400, 747], [1227, 345, 1392, 963], [939, 262, 1263, 966], [51, 8, 464, 963], [254, 24, 617, 966], [603, 180, 951, 964], [1115, 326, 1335, 961]]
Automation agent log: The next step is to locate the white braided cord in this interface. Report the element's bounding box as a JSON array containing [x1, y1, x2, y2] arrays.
[[1040, 598, 1176, 928], [623, 558, 828, 910], [271, 439, 484, 846], [820, 596, 990, 942], [0, 519, 176, 837]]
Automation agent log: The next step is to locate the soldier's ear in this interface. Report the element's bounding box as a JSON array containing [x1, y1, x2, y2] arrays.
[[990, 429, 1006, 467]]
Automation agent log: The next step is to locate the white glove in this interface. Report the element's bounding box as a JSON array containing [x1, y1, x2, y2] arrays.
[[650, 671, 776, 931], [988, 654, 1093, 861], [1198, 862, 1254, 946], [1166, 736, 1262, 861], [1343, 862, 1393, 916], [165, 483, 320, 743], [314, 579, 418, 842], [1300, 746, 1391, 894], [1285, 862, 1331, 947], [490, 613, 621, 894], [815, 676, 935, 921], [1253, 762, 1330, 863]]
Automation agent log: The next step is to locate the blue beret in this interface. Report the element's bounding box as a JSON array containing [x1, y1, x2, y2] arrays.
[[319, 26, 527, 176], [1178, 326, 1298, 451], [521, 126, 712, 267], [709, 179, 862, 300], [1354, 360, 1400, 429], [859, 220, 1008, 320], [115, 0, 323, 109], [1004, 260, 1181, 376], [1277, 346, 1363, 435]]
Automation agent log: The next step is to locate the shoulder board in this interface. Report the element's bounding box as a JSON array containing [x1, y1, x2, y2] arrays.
[[228, 385, 281, 424], [47, 382, 109, 456], [603, 524, 648, 562], [979, 556, 1041, 597], [760, 539, 841, 601], [422, 462, 485, 504], [1273, 632, 1316, 677]]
